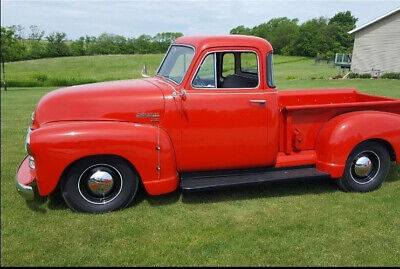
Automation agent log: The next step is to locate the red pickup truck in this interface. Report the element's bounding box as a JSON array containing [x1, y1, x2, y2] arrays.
[[16, 35, 400, 213]]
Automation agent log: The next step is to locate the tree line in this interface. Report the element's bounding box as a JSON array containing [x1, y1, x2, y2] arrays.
[[1, 26, 183, 62], [230, 11, 357, 59], [1, 11, 356, 64]]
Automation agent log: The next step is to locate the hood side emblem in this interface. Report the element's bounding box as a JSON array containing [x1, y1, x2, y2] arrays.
[[136, 113, 160, 119]]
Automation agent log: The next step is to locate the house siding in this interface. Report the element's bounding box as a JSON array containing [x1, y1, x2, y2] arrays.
[[351, 11, 400, 74]]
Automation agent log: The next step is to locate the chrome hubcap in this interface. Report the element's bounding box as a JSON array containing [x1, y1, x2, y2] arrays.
[[350, 151, 380, 185], [87, 170, 114, 196], [78, 164, 123, 205], [354, 156, 372, 177]]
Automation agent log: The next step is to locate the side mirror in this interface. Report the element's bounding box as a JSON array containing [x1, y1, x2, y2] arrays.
[[141, 65, 150, 78]]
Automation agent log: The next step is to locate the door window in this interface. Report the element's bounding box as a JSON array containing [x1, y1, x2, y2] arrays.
[[192, 53, 216, 88], [240, 52, 258, 74], [192, 51, 259, 89], [222, 53, 235, 78]]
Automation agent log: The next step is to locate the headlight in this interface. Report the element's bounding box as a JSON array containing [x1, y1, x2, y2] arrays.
[[28, 156, 35, 169], [25, 127, 32, 155], [31, 111, 35, 124]]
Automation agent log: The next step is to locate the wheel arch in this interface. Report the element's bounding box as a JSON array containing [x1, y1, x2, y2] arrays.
[[58, 154, 142, 190], [336, 139, 392, 192], [30, 121, 179, 196], [367, 138, 396, 162], [315, 111, 400, 178]]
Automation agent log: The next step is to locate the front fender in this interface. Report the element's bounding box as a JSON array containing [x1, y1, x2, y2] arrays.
[[30, 121, 178, 196], [315, 111, 400, 178]]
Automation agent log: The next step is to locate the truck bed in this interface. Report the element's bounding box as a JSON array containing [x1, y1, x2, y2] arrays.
[[278, 88, 400, 154]]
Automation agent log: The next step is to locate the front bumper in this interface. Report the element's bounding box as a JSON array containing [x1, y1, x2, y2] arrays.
[[15, 155, 37, 200]]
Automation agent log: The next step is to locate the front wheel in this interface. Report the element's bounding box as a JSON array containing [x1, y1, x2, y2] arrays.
[[61, 156, 139, 213], [336, 141, 390, 192]]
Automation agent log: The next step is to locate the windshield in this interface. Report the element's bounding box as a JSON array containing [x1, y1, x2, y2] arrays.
[[157, 45, 195, 84]]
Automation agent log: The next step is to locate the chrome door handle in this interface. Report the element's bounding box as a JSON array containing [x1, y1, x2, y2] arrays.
[[249, 100, 266, 104]]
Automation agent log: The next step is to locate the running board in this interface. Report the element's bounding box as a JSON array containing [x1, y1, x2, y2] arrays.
[[180, 166, 330, 191]]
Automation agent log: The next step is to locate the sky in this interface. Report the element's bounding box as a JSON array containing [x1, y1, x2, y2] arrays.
[[2, 0, 400, 40]]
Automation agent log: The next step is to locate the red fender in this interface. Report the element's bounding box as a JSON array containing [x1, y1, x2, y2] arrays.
[[30, 121, 178, 196], [315, 111, 400, 178]]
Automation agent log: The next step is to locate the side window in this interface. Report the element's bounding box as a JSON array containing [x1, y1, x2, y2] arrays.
[[267, 52, 276, 88], [192, 51, 259, 89], [192, 53, 216, 88], [222, 53, 235, 77], [240, 52, 258, 74]]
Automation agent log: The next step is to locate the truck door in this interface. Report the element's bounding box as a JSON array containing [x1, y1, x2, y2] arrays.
[[178, 49, 272, 171]]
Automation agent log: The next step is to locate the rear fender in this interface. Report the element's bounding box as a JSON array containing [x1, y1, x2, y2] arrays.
[[30, 121, 178, 196], [315, 111, 400, 178]]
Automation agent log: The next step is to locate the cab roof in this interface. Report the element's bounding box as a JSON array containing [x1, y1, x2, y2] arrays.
[[173, 35, 273, 52]]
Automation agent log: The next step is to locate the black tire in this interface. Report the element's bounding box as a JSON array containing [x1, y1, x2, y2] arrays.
[[61, 156, 139, 213], [336, 141, 390, 192]]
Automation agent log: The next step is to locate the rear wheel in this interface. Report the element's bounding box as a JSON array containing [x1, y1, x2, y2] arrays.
[[336, 141, 390, 192], [61, 156, 139, 213]]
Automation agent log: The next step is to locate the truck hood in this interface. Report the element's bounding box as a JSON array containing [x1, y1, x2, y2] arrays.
[[34, 79, 165, 126]]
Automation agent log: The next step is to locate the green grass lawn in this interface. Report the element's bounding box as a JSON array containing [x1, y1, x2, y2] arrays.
[[1, 55, 400, 266], [4, 54, 323, 87], [4, 54, 165, 87]]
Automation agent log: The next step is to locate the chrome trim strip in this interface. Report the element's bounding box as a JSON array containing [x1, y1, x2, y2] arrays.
[[155, 43, 196, 86], [190, 49, 261, 90], [249, 99, 266, 104], [184, 91, 277, 95], [214, 53, 217, 88], [186, 92, 265, 95]]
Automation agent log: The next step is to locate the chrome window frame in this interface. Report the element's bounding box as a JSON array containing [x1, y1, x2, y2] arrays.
[[190, 49, 261, 90], [155, 43, 196, 86]]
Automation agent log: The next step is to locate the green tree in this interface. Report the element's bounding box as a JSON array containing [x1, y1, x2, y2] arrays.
[[230, 11, 358, 57], [230, 25, 252, 35], [153, 32, 183, 52], [295, 17, 329, 57], [84, 35, 97, 55], [91, 33, 127, 54], [7, 25, 25, 39], [125, 38, 135, 54], [133, 34, 153, 54], [45, 32, 71, 57], [1, 26, 27, 90], [257, 17, 299, 54], [329, 11, 358, 30], [70, 36, 86, 56], [27, 25, 46, 59], [329, 11, 358, 52], [230, 18, 299, 54]]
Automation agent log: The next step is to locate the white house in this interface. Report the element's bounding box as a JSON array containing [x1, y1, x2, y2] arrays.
[[349, 7, 400, 74]]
